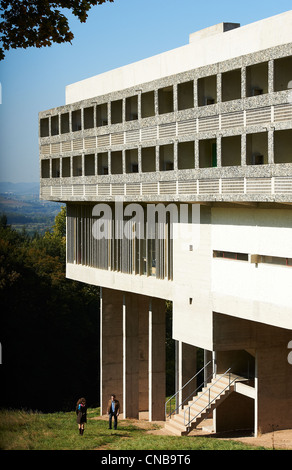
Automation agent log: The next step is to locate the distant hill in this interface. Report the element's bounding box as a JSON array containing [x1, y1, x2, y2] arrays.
[[0, 182, 39, 195]]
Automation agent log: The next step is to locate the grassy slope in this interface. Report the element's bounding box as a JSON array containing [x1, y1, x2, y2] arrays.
[[0, 408, 267, 451]]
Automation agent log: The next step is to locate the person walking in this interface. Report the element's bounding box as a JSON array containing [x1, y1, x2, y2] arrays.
[[107, 394, 120, 430], [76, 397, 87, 435]]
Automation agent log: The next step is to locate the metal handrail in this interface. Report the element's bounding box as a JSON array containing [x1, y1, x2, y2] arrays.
[[165, 360, 214, 419], [183, 369, 238, 429]]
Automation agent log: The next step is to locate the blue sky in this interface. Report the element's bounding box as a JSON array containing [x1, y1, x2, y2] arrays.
[[0, 0, 291, 183]]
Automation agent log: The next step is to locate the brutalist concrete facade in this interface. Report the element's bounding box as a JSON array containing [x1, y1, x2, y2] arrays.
[[39, 13, 292, 436]]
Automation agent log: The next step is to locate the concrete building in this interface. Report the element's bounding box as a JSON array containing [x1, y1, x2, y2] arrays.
[[39, 11, 292, 436]]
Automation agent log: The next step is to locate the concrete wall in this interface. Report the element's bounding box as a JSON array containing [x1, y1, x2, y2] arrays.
[[211, 207, 292, 330]]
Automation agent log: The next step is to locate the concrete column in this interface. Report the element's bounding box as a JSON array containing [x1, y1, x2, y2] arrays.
[[149, 297, 166, 421], [100, 287, 124, 415], [101, 289, 166, 421], [123, 293, 139, 418]]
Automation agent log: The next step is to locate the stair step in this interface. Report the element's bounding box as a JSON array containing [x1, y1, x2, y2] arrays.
[[165, 371, 240, 436]]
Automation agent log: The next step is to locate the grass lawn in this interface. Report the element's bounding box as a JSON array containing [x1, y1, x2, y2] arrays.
[[0, 408, 267, 451]]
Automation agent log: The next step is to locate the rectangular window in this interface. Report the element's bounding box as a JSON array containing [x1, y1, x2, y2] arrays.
[[72, 110, 82, 132], [178, 141, 195, 169], [61, 112, 70, 134], [98, 152, 108, 175], [62, 157, 71, 177], [222, 69, 241, 102], [246, 62, 268, 97], [84, 107, 94, 129], [51, 115, 59, 136], [246, 132, 268, 165], [96, 103, 108, 127], [126, 95, 138, 121], [198, 75, 217, 106], [177, 81, 194, 110], [40, 118, 49, 137], [41, 159, 50, 178], [111, 99, 123, 124], [52, 158, 60, 178], [111, 151, 123, 174], [199, 139, 217, 168], [158, 86, 174, 114], [141, 91, 155, 118], [159, 144, 174, 171], [142, 146, 156, 172], [274, 56, 292, 92], [73, 155, 82, 176], [84, 154, 95, 176], [213, 251, 249, 261]]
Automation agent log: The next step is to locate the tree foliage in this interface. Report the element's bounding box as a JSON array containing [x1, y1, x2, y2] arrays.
[[0, 207, 100, 412], [0, 0, 114, 60]]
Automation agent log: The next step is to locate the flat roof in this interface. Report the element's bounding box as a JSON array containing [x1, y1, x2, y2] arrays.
[[66, 10, 292, 104]]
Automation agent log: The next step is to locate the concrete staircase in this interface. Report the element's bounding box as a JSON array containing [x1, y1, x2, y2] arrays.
[[165, 373, 241, 436]]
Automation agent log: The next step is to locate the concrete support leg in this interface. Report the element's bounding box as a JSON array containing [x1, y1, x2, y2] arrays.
[[100, 288, 166, 421], [149, 297, 166, 421], [100, 287, 124, 415]]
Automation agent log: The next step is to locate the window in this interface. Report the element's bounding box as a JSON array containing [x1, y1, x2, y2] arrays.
[[111, 99, 123, 124], [98, 152, 108, 175], [159, 144, 174, 171], [274, 56, 292, 92], [178, 141, 195, 169], [274, 129, 292, 164], [222, 69, 241, 102], [111, 151, 123, 174], [84, 107, 94, 129], [198, 75, 217, 106], [141, 91, 155, 118], [213, 251, 249, 261], [246, 62, 268, 97], [96, 103, 108, 127], [84, 154, 95, 176], [142, 147, 156, 172], [41, 159, 50, 178], [72, 109, 82, 132], [158, 86, 174, 114], [178, 81, 194, 110], [73, 155, 82, 176], [40, 118, 49, 137], [61, 112, 70, 134], [52, 158, 60, 178], [221, 136, 241, 167], [126, 96, 138, 121], [62, 157, 71, 177], [199, 139, 217, 168], [126, 149, 139, 173], [246, 132, 268, 165], [51, 115, 59, 136]]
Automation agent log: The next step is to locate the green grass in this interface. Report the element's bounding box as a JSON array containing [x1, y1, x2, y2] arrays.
[[0, 408, 267, 451]]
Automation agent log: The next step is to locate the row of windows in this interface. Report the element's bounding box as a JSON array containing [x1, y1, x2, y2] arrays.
[[40, 56, 292, 137], [213, 250, 292, 267], [41, 129, 292, 178]]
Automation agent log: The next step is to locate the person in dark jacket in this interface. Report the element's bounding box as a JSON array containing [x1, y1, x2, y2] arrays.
[[76, 397, 87, 435], [107, 394, 120, 430]]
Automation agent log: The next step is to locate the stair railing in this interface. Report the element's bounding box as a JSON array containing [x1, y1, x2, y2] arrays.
[[165, 360, 215, 420], [183, 368, 239, 429]]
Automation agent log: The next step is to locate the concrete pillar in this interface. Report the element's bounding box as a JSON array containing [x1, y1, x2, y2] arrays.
[[149, 297, 166, 421], [100, 287, 124, 415], [100, 288, 166, 421]]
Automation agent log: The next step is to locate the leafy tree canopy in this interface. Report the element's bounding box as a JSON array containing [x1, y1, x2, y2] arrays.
[[0, 0, 114, 60]]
